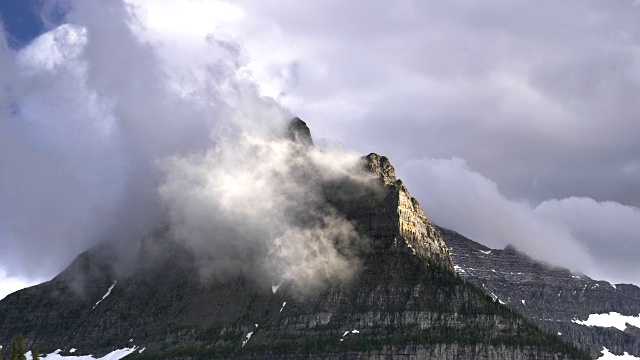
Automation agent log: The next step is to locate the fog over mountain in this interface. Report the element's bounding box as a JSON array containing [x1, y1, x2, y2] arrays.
[[1, 0, 639, 299]]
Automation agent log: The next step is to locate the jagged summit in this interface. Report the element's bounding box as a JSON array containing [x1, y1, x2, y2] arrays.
[[287, 117, 314, 147], [364, 153, 397, 185]]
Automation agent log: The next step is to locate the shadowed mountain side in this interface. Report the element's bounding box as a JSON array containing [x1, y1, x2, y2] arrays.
[[441, 226, 640, 358]]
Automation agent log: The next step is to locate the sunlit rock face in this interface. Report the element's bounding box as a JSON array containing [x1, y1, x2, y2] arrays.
[[360, 153, 454, 272]]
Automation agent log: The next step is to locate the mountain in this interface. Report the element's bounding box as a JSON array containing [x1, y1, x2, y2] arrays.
[[0, 119, 589, 359], [441, 227, 640, 359]]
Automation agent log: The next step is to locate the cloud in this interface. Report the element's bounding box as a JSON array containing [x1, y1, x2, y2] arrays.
[[0, 0, 371, 292], [0, 270, 41, 301], [201, 0, 640, 209], [1, 0, 639, 291], [159, 130, 368, 288], [536, 198, 640, 284], [400, 156, 640, 285]]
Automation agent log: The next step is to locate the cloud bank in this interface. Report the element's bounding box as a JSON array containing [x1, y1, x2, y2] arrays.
[[0, 0, 367, 291], [401, 157, 640, 284], [1, 0, 639, 292]]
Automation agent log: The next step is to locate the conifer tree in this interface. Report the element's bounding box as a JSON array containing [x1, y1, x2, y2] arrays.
[[9, 333, 26, 360], [32, 345, 40, 360]]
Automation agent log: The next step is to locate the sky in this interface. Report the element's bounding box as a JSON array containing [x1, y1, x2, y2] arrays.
[[0, 0, 639, 299]]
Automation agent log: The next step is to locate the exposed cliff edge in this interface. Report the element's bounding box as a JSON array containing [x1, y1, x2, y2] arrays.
[[0, 118, 589, 360], [364, 153, 454, 272]]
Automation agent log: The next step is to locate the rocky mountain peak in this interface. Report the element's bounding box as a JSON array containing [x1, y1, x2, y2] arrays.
[[364, 153, 397, 185], [332, 152, 455, 273], [0, 116, 590, 359], [287, 117, 314, 147]]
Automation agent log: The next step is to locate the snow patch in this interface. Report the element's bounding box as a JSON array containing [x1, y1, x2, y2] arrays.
[[340, 329, 361, 341], [479, 250, 491, 255], [280, 301, 286, 312], [138, 348, 145, 354], [521, 300, 526, 305], [453, 265, 466, 273], [93, 281, 117, 309], [241, 332, 253, 348], [271, 281, 283, 294], [573, 312, 640, 332], [558, 332, 562, 335], [598, 347, 640, 359], [611, 283, 617, 289], [487, 291, 506, 305], [70, 349, 77, 353]]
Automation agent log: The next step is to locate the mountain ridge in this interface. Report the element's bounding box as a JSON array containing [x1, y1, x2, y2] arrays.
[[440, 226, 640, 358], [0, 118, 589, 359]]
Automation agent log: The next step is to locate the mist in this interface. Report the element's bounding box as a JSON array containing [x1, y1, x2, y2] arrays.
[[0, 0, 367, 290]]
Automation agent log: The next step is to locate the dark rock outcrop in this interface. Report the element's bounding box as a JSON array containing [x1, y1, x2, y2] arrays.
[[441, 227, 640, 359], [287, 117, 314, 147]]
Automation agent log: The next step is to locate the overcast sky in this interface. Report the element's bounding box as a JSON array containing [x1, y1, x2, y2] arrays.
[[1, 0, 639, 299]]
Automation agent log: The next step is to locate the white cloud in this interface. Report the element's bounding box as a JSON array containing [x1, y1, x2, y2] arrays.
[[536, 198, 640, 284], [0, 268, 41, 300], [401, 157, 596, 274], [401, 155, 640, 285]]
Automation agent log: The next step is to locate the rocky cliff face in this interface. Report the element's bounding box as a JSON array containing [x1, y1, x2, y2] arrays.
[[0, 119, 588, 360], [362, 154, 454, 272], [441, 227, 640, 359]]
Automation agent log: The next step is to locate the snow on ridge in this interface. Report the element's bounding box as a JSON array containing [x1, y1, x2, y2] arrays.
[[25, 346, 137, 360], [93, 281, 117, 309], [573, 312, 640, 332], [479, 250, 491, 255], [487, 291, 506, 305], [598, 347, 640, 359]]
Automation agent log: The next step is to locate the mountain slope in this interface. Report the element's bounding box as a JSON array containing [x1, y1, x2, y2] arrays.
[[441, 227, 640, 359], [0, 119, 589, 359]]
